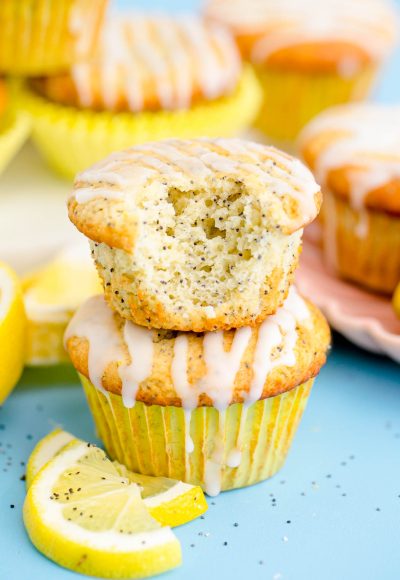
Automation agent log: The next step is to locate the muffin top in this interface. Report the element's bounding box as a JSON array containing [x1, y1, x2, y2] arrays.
[[299, 104, 400, 215], [205, 0, 398, 72], [65, 288, 330, 408], [69, 137, 321, 249], [32, 12, 242, 113]]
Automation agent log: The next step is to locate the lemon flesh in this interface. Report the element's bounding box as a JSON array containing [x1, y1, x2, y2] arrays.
[[0, 261, 26, 404], [24, 441, 181, 578], [27, 429, 208, 527]]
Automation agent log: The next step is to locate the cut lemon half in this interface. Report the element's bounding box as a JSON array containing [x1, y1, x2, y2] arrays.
[[23, 242, 102, 366], [0, 261, 26, 404], [24, 441, 182, 579], [26, 429, 208, 527]]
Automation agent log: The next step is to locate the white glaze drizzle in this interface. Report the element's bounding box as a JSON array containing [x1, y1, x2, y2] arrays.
[[119, 321, 154, 409], [74, 138, 321, 232], [71, 12, 241, 113], [206, 0, 398, 61], [64, 296, 123, 396]]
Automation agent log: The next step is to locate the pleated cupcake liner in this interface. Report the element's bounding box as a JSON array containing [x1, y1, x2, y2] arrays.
[[323, 191, 400, 294], [81, 374, 313, 494], [0, 110, 30, 176], [0, 0, 107, 75], [20, 66, 261, 179], [254, 64, 376, 143], [25, 319, 70, 366]]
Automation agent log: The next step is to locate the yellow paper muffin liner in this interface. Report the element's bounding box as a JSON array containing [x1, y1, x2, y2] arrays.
[[0, 0, 107, 76], [21, 66, 261, 179], [254, 64, 376, 143], [80, 374, 313, 493], [25, 319, 70, 366], [0, 110, 30, 176], [322, 191, 400, 295]]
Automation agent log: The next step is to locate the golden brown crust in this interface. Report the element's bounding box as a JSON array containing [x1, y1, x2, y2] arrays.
[[302, 147, 400, 216], [68, 198, 138, 252], [66, 298, 331, 406], [241, 38, 372, 73], [300, 109, 400, 216]]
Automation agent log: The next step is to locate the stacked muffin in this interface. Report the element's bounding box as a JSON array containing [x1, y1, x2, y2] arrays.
[[65, 137, 330, 496], [23, 12, 261, 179]]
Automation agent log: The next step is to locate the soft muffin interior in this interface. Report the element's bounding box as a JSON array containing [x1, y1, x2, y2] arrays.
[[93, 180, 302, 317]]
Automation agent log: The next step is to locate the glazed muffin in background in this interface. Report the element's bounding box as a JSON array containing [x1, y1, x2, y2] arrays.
[[299, 103, 400, 295], [23, 13, 261, 178], [205, 0, 399, 143], [65, 289, 330, 495], [0, 0, 108, 76], [68, 138, 321, 332]]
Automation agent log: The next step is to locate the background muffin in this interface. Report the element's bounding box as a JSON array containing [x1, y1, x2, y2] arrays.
[[299, 103, 400, 294], [0, 79, 30, 175], [205, 0, 399, 142], [23, 12, 261, 178], [65, 289, 330, 494], [69, 138, 321, 332], [0, 0, 108, 75]]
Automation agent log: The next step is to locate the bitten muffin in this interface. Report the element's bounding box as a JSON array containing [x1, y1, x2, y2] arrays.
[[205, 0, 398, 141], [65, 288, 331, 494], [299, 103, 400, 295], [0, 0, 108, 75], [23, 13, 261, 178], [68, 138, 322, 332]]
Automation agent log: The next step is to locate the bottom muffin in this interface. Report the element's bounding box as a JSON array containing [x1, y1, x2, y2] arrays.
[[65, 288, 330, 495]]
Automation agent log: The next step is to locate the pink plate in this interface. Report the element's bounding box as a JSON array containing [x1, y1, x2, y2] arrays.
[[296, 241, 400, 363]]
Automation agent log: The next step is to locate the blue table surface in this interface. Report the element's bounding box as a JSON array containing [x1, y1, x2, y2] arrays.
[[2, 1, 400, 579]]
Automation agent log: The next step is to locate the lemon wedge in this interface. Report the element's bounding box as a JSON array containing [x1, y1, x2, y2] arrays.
[[27, 429, 208, 527], [393, 283, 400, 318], [114, 465, 207, 527], [24, 440, 182, 578], [0, 261, 26, 404], [23, 242, 102, 365]]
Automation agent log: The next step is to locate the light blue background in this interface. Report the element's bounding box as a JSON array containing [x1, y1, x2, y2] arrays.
[[1, 1, 400, 579]]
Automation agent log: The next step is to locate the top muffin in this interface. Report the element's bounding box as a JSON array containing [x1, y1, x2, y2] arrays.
[[69, 138, 321, 332], [32, 12, 242, 112], [205, 0, 398, 72]]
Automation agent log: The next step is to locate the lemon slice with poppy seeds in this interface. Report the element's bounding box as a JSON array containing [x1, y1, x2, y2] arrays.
[[26, 429, 208, 527], [24, 440, 181, 579]]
